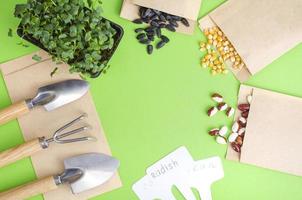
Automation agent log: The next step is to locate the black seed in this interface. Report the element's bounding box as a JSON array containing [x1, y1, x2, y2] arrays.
[[181, 18, 190, 27], [150, 21, 159, 27], [153, 9, 161, 15], [135, 28, 144, 33], [169, 20, 179, 27], [142, 17, 150, 23], [147, 45, 153, 54], [156, 28, 162, 38], [148, 35, 154, 41], [165, 24, 176, 32], [139, 39, 151, 44], [143, 8, 152, 18], [156, 41, 166, 49], [150, 15, 158, 21], [165, 15, 172, 20], [136, 33, 146, 40], [145, 27, 155, 33], [159, 14, 166, 21], [139, 7, 147, 17], [171, 15, 181, 21], [159, 23, 166, 28], [146, 31, 155, 37], [133, 18, 143, 24], [161, 35, 170, 43]]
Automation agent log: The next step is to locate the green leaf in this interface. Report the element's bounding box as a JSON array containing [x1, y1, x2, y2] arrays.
[[8, 28, 13, 37], [14, 4, 27, 17], [69, 25, 77, 37], [85, 31, 91, 41], [32, 54, 42, 62], [14, 0, 117, 76], [92, 51, 102, 60]]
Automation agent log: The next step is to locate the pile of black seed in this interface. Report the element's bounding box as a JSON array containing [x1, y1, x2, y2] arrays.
[[133, 7, 190, 55]]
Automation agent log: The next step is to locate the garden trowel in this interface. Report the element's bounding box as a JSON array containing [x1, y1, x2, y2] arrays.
[[0, 79, 89, 125], [0, 153, 119, 200]]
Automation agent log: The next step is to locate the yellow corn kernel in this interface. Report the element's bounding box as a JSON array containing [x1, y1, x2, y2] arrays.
[[214, 60, 220, 65], [204, 29, 209, 35], [230, 57, 236, 62], [200, 47, 206, 51], [200, 42, 206, 47], [223, 69, 229, 74], [211, 70, 217, 75], [201, 63, 207, 68]]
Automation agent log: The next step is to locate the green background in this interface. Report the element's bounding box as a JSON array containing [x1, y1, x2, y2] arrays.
[[1, 0, 302, 199]]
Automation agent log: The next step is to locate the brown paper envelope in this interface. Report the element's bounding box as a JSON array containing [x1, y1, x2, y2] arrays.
[[199, 0, 302, 78], [227, 85, 302, 176], [120, 0, 198, 34], [226, 85, 253, 161], [240, 88, 302, 176], [0, 50, 122, 200], [198, 16, 252, 82]]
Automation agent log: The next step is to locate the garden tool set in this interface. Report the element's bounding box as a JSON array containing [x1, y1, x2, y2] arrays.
[[0, 79, 89, 125], [0, 79, 120, 199], [0, 153, 119, 200]]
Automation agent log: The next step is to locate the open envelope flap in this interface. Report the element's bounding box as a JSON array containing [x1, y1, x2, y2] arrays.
[[198, 16, 252, 83], [240, 87, 302, 176], [132, 0, 201, 20], [120, 0, 197, 35], [203, 0, 302, 75]]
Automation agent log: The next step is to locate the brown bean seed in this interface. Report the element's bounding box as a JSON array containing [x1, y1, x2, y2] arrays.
[[235, 136, 243, 146], [241, 110, 249, 118], [209, 128, 220, 136], [231, 142, 241, 153], [207, 107, 218, 117], [238, 103, 250, 111]]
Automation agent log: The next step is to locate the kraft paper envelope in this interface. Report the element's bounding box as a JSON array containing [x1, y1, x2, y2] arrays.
[[120, 0, 202, 35], [199, 0, 302, 82], [0, 50, 122, 200], [227, 85, 302, 177]]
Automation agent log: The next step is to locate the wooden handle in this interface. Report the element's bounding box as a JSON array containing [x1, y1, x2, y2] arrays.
[[0, 176, 58, 200], [0, 139, 43, 168], [0, 101, 30, 125]]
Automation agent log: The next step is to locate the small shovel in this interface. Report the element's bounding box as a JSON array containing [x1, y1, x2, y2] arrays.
[[0, 153, 119, 200], [0, 79, 89, 126]]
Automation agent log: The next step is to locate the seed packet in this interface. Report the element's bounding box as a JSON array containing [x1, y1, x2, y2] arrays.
[[227, 85, 302, 177], [0, 50, 122, 200], [199, 0, 302, 82], [120, 0, 203, 34]]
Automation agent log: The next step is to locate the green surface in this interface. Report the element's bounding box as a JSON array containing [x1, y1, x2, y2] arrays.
[[0, 0, 302, 200]]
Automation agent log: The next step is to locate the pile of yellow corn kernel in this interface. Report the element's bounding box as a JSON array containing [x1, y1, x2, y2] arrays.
[[200, 26, 245, 75]]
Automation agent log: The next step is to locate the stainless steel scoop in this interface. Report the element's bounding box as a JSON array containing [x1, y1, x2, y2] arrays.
[[0, 153, 119, 200], [0, 114, 96, 168], [0, 79, 89, 125]]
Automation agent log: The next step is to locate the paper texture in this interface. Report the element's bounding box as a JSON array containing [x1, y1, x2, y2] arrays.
[[120, 0, 202, 34], [0, 50, 122, 200], [227, 85, 302, 176], [199, 0, 302, 81]]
